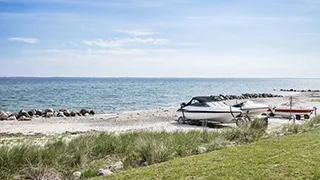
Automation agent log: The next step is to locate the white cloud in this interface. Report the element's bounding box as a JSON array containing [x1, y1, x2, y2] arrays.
[[8, 37, 39, 44], [116, 30, 154, 36], [83, 39, 122, 48], [83, 38, 169, 48]]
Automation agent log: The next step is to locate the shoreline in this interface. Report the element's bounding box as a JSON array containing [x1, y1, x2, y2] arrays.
[[0, 93, 319, 135]]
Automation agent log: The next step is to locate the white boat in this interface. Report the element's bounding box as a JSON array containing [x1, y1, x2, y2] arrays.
[[232, 101, 270, 116], [177, 96, 243, 124]]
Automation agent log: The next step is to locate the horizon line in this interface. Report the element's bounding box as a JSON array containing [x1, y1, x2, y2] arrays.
[[1, 76, 320, 79]]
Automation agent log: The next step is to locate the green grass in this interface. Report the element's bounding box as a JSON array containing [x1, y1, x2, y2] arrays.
[[311, 99, 320, 102], [97, 128, 320, 180], [2, 116, 319, 179], [0, 119, 269, 179]]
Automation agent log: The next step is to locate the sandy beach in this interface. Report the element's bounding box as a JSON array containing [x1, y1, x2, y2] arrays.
[[0, 92, 319, 135]]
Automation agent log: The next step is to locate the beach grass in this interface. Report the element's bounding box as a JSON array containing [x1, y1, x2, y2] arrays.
[[311, 99, 320, 102], [97, 128, 320, 180], [2, 116, 319, 179], [0, 119, 269, 179]]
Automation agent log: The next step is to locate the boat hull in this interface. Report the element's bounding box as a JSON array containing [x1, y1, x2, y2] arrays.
[[179, 110, 242, 123]]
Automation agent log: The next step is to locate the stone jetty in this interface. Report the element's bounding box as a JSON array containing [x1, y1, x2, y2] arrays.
[[278, 89, 320, 92], [210, 93, 283, 101], [0, 108, 95, 121]]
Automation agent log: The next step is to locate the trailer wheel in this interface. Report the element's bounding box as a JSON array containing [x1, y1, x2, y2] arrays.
[[177, 116, 186, 124], [262, 117, 268, 127], [269, 113, 275, 117], [236, 118, 246, 127], [295, 115, 301, 120], [304, 114, 310, 119]]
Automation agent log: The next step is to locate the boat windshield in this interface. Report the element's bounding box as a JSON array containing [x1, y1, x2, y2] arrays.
[[189, 99, 209, 107], [217, 102, 228, 106]]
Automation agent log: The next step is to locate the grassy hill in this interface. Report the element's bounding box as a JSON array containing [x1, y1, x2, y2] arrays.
[[98, 129, 320, 180]]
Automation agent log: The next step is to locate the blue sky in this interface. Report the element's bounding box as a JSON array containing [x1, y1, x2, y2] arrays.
[[0, 0, 319, 77]]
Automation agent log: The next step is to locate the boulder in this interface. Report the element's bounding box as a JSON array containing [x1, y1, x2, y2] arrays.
[[8, 112, 18, 118], [64, 111, 70, 117], [41, 169, 62, 180], [7, 116, 17, 121], [18, 115, 31, 121], [19, 109, 30, 117], [28, 109, 37, 116], [0, 111, 8, 120], [97, 169, 113, 176], [35, 109, 43, 116], [57, 112, 65, 117], [45, 108, 54, 114], [89, 110, 95, 115], [72, 171, 82, 180], [219, 94, 226, 100], [59, 109, 70, 117], [70, 111, 77, 117], [106, 161, 124, 171], [313, 124, 320, 128], [80, 109, 89, 115], [84, 113, 89, 116], [197, 146, 207, 154], [45, 112, 54, 118]]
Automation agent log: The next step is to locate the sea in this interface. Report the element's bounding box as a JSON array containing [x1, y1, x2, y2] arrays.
[[1, 77, 320, 113]]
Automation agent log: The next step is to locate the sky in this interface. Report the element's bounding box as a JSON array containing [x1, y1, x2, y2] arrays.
[[0, 0, 320, 78]]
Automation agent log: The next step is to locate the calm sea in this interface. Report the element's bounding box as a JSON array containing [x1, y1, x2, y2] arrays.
[[0, 78, 319, 113]]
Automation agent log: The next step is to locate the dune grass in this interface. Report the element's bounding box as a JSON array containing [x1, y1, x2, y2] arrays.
[[97, 128, 320, 180], [0, 119, 269, 179], [2, 116, 319, 179]]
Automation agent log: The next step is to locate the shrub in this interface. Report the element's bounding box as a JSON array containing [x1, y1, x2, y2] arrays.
[[223, 118, 267, 144], [305, 115, 320, 128]]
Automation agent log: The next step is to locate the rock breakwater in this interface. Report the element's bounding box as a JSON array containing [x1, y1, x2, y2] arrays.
[[279, 89, 320, 92], [211, 93, 283, 101], [0, 108, 95, 121]]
